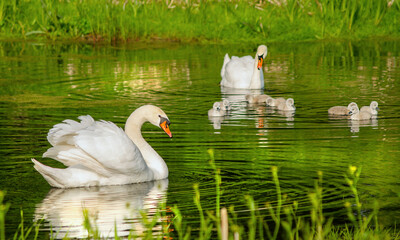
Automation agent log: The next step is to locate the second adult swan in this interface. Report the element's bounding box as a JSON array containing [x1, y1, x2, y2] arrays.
[[220, 45, 268, 89]]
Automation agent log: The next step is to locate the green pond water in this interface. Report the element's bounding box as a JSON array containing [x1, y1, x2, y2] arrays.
[[0, 40, 400, 238]]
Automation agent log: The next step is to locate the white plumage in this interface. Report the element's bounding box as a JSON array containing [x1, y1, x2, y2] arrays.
[[220, 45, 267, 89], [360, 101, 379, 115], [208, 102, 226, 117], [32, 105, 172, 188], [349, 105, 373, 120]]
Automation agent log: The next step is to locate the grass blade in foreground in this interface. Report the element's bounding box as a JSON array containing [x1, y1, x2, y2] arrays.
[[1, 154, 400, 239]]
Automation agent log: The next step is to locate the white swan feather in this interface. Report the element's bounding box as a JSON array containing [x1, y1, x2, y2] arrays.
[[220, 45, 267, 89], [32, 105, 172, 188]]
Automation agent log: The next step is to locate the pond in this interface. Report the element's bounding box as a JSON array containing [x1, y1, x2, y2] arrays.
[[0, 40, 399, 238]]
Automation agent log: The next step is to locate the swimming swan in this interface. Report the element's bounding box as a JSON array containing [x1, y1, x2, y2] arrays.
[[349, 105, 372, 120], [245, 94, 270, 104], [32, 105, 172, 188], [266, 97, 286, 107], [218, 99, 231, 111], [277, 98, 296, 111], [360, 101, 379, 115], [328, 102, 358, 115], [220, 45, 268, 89], [208, 102, 226, 117]]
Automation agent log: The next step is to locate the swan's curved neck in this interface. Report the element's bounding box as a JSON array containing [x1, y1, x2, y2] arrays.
[[124, 108, 168, 180], [249, 53, 263, 89]]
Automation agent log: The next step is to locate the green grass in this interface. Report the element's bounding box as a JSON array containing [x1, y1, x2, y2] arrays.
[[2, 150, 400, 239], [0, 0, 399, 43]]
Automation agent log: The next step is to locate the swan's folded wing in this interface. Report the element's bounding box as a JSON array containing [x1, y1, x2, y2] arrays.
[[226, 56, 253, 74], [47, 115, 95, 146], [43, 144, 113, 177], [74, 120, 149, 175], [224, 56, 254, 88]]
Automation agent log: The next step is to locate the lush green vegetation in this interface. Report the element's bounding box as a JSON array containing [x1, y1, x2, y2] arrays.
[[0, 0, 399, 43], [1, 39, 400, 239], [1, 150, 399, 239]]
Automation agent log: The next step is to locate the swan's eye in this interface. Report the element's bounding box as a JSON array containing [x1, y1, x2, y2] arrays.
[[258, 55, 263, 60], [159, 116, 170, 126]]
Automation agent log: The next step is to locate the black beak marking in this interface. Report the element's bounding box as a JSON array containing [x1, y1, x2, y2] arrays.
[[159, 115, 170, 126]]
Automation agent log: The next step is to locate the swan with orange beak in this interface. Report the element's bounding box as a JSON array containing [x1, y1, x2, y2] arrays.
[[32, 105, 173, 188], [159, 115, 172, 138], [220, 45, 268, 89]]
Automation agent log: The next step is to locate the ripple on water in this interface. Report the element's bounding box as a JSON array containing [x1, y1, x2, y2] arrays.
[[0, 41, 400, 236]]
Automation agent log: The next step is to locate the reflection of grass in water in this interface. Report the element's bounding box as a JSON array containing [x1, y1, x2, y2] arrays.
[[0, 1, 399, 43], [2, 151, 400, 239]]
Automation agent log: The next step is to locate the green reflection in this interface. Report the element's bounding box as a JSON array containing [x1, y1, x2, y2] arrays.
[[0, 40, 399, 236]]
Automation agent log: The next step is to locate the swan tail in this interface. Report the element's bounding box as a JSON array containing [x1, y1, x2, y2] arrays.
[[220, 53, 230, 78], [32, 158, 67, 188]]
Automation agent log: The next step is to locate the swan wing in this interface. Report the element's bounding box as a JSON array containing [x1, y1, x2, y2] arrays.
[[44, 116, 148, 177], [74, 120, 148, 175], [223, 56, 253, 88], [47, 115, 95, 146]]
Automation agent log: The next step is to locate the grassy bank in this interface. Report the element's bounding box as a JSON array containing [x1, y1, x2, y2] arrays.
[[0, 0, 399, 43], [2, 150, 400, 239]]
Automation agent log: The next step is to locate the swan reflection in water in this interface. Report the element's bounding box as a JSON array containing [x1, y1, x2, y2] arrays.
[[276, 109, 295, 123], [210, 87, 296, 129], [220, 87, 264, 120], [207, 87, 263, 130], [349, 117, 378, 133], [328, 115, 379, 133], [208, 115, 226, 131], [34, 179, 168, 239]]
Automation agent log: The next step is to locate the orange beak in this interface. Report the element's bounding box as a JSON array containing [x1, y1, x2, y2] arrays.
[[160, 120, 172, 138], [257, 57, 263, 70]]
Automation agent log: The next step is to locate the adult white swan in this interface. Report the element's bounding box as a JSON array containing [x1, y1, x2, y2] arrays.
[[220, 45, 268, 89], [32, 105, 172, 188]]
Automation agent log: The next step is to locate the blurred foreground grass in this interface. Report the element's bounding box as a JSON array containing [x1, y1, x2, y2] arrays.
[[2, 149, 400, 239]]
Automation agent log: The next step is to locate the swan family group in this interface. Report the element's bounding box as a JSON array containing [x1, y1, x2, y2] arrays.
[[328, 101, 379, 120], [210, 45, 379, 122], [208, 95, 296, 118], [32, 45, 378, 188]]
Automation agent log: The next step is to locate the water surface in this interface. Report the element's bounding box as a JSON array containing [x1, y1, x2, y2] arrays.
[[0, 40, 400, 237]]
